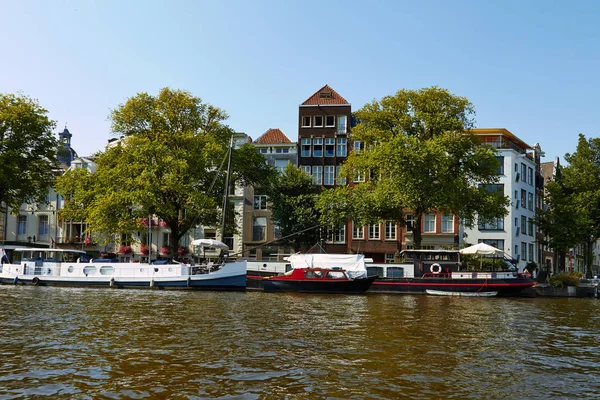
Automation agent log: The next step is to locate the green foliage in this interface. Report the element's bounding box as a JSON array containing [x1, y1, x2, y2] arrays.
[[548, 271, 584, 288], [57, 87, 271, 255], [460, 254, 511, 271], [319, 87, 510, 248], [0, 93, 58, 213], [265, 163, 321, 249], [525, 261, 538, 274]]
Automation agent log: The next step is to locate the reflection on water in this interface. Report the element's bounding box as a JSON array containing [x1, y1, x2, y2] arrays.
[[1, 286, 599, 399]]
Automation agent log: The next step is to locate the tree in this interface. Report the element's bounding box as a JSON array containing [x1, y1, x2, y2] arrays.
[[57, 88, 271, 257], [318, 86, 510, 249], [0, 93, 58, 212], [562, 134, 600, 277], [265, 163, 322, 250]]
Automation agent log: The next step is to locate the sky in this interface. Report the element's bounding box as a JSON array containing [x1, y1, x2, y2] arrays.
[[1, 0, 599, 162]]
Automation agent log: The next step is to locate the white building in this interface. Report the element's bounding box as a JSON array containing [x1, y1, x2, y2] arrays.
[[461, 128, 541, 271]]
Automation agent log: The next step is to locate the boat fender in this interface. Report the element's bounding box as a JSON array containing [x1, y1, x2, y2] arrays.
[[109, 277, 115, 287], [32, 277, 40, 286], [13, 277, 18, 285], [187, 277, 191, 287], [430, 263, 442, 274]]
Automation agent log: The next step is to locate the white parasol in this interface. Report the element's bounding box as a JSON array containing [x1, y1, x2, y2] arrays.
[[190, 238, 229, 250]]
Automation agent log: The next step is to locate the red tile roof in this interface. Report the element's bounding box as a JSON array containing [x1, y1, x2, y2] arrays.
[[301, 85, 349, 105], [254, 128, 292, 144]]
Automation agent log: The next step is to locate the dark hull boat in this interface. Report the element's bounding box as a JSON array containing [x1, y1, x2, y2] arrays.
[[263, 267, 376, 294]]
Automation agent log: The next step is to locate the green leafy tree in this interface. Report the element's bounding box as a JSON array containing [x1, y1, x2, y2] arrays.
[[0, 93, 58, 212], [318, 86, 510, 249], [57, 88, 271, 256], [562, 134, 600, 277], [265, 163, 322, 250]]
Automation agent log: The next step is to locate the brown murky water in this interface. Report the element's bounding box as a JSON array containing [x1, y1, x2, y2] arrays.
[[1, 286, 599, 399]]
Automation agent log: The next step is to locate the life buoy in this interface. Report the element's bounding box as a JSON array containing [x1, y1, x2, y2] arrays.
[[32, 277, 40, 286], [430, 263, 442, 274]]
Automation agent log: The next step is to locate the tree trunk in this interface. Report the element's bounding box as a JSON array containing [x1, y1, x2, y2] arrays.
[[412, 212, 423, 249]]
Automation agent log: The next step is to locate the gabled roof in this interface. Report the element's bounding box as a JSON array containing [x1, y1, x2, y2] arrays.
[[301, 85, 349, 106], [254, 128, 292, 144]]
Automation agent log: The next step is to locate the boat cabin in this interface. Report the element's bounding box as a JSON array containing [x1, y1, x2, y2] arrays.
[[401, 250, 460, 276], [10, 248, 91, 265], [275, 267, 350, 281]]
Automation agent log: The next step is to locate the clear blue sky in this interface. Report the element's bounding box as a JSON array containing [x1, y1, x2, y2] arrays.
[[1, 0, 598, 162]]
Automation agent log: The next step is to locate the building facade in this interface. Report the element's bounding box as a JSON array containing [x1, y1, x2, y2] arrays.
[[461, 128, 540, 271]]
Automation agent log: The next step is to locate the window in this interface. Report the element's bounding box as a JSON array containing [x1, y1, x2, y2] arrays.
[[515, 244, 519, 260], [480, 239, 504, 251], [442, 215, 454, 233], [352, 222, 364, 239], [521, 189, 527, 207], [353, 140, 364, 153], [521, 216, 527, 235], [337, 115, 347, 134], [495, 156, 504, 175], [312, 166, 322, 185], [258, 148, 268, 154], [39, 215, 49, 235], [385, 221, 396, 240], [528, 192, 534, 211], [521, 241, 527, 261], [252, 217, 267, 241], [313, 138, 323, 157], [275, 148, 289, 154], [301, 138, 311, 157], [17, 215, 27, 235], [385, 253, 396, 263], [405, 215, 414, 232], [301, 165, 311, 176], [325, 138, 335, 157], [324, 166, 335, 186], [369, 224, 380, 240], [353, 169, 365, 183], [253, 195, 267, 210], [325, 115, 335, 127], [424, 214, 436, 233], [336, 166, 346, 185], [337, 137, 347, 157], [314, 115, 323, 127], [528, 167, 533, 186], [528, 243, 534, 261], [326, 224, 345, 243], [479, 217, 504, 230], [482, 184, 504, 195], [528, 219, 534, 237], [274, 159, 289, 174], [302, 116, 311, 127]]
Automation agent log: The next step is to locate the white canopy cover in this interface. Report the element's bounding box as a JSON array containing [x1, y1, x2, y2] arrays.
[[190, 239, 229, 250], [285, 253, 367, 279], [459, 243, 504, 256]]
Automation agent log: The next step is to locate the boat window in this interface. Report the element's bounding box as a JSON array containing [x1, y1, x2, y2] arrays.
[[387, 267, 404, 278], [83, 266, 97, 276], [325, 271, 346, 279], [367, 267, 384, 278], [304, 270, 323, 279], [100, 266, 114, 276]]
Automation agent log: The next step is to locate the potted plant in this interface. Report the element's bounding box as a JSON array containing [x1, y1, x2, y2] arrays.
[[160, 246, 170, 256], [118, 245, 132, 254]]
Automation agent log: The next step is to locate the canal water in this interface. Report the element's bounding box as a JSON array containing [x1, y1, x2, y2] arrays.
[[1, 286, 599, 399]]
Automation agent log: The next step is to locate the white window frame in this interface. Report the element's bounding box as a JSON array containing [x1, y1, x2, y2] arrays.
[[324, 138, 335, 157], [369, 224, 380, 240], [301, 116, 311, 128], [314, 115, 324, 127], [325, 115, 335, 127], [324, 166, 335, 186], [301, 138, 311, 157], [353, 169, 365, 183], [337, 115, 347, 134], [385, 221, 396, 240], [253, 195, 268, 210], [424, 214, 436, 233], [336, 166, 346, 185], [337, 137, 347, 157], [312, 166, 323, 185], [313, 138, 323, 157], [405, 215, 414, 232], [352, 222, 364, 239], [441, 215, 454, 233], [301, 165, 311, 176]]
